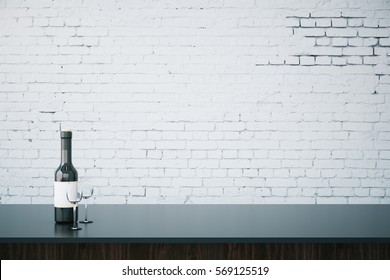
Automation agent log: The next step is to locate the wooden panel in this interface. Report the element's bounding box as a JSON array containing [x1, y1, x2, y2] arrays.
[[1, 243, 390, 259]]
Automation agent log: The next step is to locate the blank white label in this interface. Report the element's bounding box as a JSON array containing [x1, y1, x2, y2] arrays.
[[54, 181, 78, 208]]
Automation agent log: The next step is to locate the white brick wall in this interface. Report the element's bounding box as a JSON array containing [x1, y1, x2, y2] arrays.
[[0, 0, 389, 204]]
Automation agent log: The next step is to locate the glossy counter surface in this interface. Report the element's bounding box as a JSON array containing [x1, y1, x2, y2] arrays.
[[0, 204, 389, 243]]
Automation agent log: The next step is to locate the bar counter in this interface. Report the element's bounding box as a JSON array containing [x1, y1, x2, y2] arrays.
[[1, 204, 389, 259]]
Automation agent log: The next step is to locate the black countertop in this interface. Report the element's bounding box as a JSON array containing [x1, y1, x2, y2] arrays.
[[0, 204, 389, 243]]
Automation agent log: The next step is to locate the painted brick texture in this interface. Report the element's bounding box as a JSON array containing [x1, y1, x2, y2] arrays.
[[0, 0, 389, 204]]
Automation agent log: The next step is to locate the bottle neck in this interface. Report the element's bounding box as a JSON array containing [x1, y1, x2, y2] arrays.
[[61, 138, 72, 164]]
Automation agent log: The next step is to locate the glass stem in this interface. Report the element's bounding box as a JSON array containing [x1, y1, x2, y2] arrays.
[[84, 200, 88, 221], [73, 204, 77, 229]]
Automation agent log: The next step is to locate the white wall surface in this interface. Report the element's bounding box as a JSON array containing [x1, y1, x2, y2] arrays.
[[0, 0, 389, 204]]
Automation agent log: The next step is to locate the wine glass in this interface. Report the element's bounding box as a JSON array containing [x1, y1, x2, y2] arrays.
[[66, 192, 83, 231], [80, 188, 94, 224]]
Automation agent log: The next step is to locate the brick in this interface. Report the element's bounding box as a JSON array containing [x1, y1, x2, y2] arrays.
[[345, 160, 376, 169], [268, 56, 285, 65], [298, 28, 326, 37], [315, 56, 331, 65], [326, 28, 357, 37], [67, 37, 84, 46], [285, 18, 300, 27], [185, 122, 215, 131], [347, 56, 363, 65], [379, 38, 390, 46], [216, 122, 245, 131], [352, 169, 368, 178], [285, 56, 300, 65], [316, 37, 331, 46], [363, 56, 379, 65], [348, 18, 363, 27], [315, 19, 331, 27], [379, 19, 390, 27], [361, 178, 388, 188], [321, 169, 336, 178], [313, 46, 344, 56], [330, 178, 360, 187], [363, 19, 379, 28], [379, 151, 390, 159], [354, 188, 369, 197], [332, 57, 347, 65], [314, 159, 344, 169], [311, 11, 341, 18], [17, 18, 33, 26], [34, 18, 49, 27], [333, 188, 354, 196], [65, 18, 80, 27], [342, 47, 373, 56], [317, 188, 332, 197], [340, 11, 366, 18], [300, 56, 315, 65], [332, 37, 348, 46], [256, 188, 271, 197], [348, 37, 363, 46], [203, 178, 234, 187], [222, 150, 237, 159], [76, 27, 108, 36], [376, 84, 390, 94], [271, 188, 287, 196], [377, 160, 390, 169], [285, 11, 310, 18], [332, 18, 347, 27], [370, 188, 385, 197], [300, 18, 316, 27], [49, 18, 64, 27], [358, 28, 389, 38], [342, 122, 372, 131], [265, 178, 297, 187], [374, 64, 390, 75], [251, 159, 281, 168]]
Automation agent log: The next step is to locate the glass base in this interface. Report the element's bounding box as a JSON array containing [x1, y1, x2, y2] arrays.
[[69, 227, 82, 231], [80, 220, 93, 224]]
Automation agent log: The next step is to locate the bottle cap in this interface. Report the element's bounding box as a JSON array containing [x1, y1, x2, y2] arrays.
[[60, 130, 72, 139]]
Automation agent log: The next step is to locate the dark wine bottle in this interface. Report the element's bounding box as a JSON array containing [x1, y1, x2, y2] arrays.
[[54, 129, 78, 223]]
